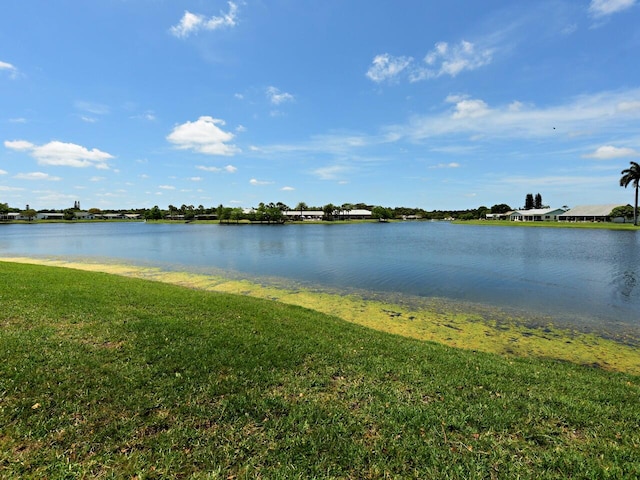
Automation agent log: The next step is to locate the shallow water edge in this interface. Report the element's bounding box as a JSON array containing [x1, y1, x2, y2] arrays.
[[2, 256, 639, 375]]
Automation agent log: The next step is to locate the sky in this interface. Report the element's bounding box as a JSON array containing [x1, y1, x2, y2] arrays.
[[2, 0, 640, 211]]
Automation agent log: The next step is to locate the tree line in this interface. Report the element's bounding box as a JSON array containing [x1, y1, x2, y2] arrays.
[[2, 200, 519, 222], [4, 157, 639, 224]]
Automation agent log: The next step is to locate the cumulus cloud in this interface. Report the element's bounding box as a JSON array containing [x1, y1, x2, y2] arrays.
[[14, 172, 62, 181], [367, 40, 492, 84], [167, 116, 240, 156], [0, 169, 7, 175], [4, 140, 113, 169], [266, 86, 295, 105], [170, 2, 239, 38], [281, 186, 295, 191], [366, 54, 413, 83], [583, 145, 640, 159], [449, 98, 490, 119], [589, 0, 636, 17], [412, 40, 493, 81]]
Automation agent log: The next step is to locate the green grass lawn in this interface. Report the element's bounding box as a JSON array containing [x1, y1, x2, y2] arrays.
[[453, 219, 640, 230], [1, 262, 639, 479]]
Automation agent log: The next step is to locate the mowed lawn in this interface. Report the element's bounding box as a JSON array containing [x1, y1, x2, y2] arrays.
[[1, 262, 638, 479]]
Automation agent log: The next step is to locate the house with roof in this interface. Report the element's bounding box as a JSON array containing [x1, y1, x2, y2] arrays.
[[36, 212, 65, 220], [509, 208, 567, 222], [557, 204, 625, 223]]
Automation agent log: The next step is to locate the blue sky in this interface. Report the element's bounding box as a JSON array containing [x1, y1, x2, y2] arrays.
[[2, 0, 640, 211]]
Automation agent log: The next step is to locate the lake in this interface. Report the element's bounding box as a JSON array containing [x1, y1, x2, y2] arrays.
[[1, 221, 638, 336]]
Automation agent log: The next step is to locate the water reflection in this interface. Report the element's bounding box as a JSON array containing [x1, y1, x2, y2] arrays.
[[1, 222, 638, 334]]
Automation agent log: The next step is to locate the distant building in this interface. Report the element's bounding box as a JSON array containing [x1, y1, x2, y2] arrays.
[[509, 208, 566, 222], [36, 212, 65, 220], [557, 205, 624, 223]]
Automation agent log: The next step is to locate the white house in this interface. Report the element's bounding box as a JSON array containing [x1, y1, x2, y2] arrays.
[[36, 212, 65, 220], [557, 205, 624, 223], [509, 208, 567, 222]]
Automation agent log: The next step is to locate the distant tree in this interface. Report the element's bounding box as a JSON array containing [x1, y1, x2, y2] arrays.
[[490, 204, 512, 214], [341, 203, 354, 221], [218, 207, 233, 223], [610, 205, 636, 222], [477, 206, 490, 219], [293, 201, 307, 221], [371, 206, 393, 220], [323, 203, 336, 221], [620, 161, 640, 226], [0, 202, 9, 218], [534, 193, 542, 209], [230, 208, 244, 224], [524, 194, 534, 210], [63, 209, 75, 221], [145, 205, 163, 220], [22, 209, 38, 221]]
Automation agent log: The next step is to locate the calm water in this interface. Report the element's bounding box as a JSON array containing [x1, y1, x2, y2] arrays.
[[1, 222, 639, 334]]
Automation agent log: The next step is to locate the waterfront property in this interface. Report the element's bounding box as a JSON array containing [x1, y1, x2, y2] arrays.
[[36, 212, 65, 220], [284, 209, 373, 221], [509, 207, 567, 222], [558, 204, 625, 223]]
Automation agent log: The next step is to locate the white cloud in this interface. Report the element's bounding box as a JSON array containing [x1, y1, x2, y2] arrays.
[[367, 40, 492, 84], [0, 169, 7, 175], [589, 0, 636, 17], [196, 164, 237, 173], [249, 178, 273, 186], [90, 176, 105, 182], [618, 100, 640, 112], [14, 172, 62, 181], [189, 177, 203, 182], [170, 2, 239, 38], [266, 86, 295, 105], [75, 100, 110, 115], [5, 140, 113, 169], [430, 162, 461, 169], [0, 60, 18, 79], [167, 116, 240, 156], [9, 118, 26, 124], [4, 140, 34, 151], [312, 165, 350, 181], [583, 145, 640, 159], [281, 186, 295, 191], [450, 98, 490, 119], [392, 89, 640, 141], [412, 40, 493, 81], [366, 54, 413, 83], [158, 185, 176, 190]]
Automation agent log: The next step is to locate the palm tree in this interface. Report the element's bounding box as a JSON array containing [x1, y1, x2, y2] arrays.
[[620, 161, 640, 226]]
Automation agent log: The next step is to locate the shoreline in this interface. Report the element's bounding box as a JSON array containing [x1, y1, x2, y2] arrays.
[[2, 255, 639, 375]]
